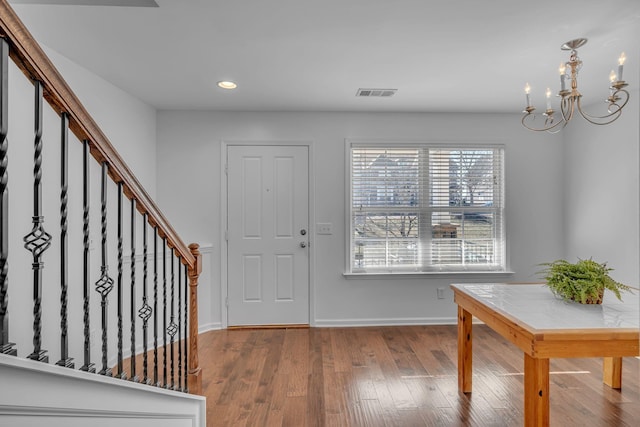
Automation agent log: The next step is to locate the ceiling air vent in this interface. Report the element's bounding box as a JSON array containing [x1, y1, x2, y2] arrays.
[[356, 88, 397, 97]]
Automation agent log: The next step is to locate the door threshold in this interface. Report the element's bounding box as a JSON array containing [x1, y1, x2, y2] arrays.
[[228, 324, 310, 330]]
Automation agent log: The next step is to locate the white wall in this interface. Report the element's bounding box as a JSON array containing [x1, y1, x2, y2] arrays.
[[156, 111, 566, 327], [563, 89, 640, 287], [42, 45, 157, 197]]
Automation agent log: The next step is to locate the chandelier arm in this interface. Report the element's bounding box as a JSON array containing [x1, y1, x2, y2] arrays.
[[558, 96, 575, 123], [576, 90, 629, 125], [521, 111, 566, 132]]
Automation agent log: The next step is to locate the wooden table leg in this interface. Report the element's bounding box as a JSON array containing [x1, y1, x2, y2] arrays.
[[524, 353, 549, 427], [457, 306, 472, 393], [603, 357, 622, 389]]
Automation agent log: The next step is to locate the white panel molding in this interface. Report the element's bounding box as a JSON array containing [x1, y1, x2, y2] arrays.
[[0, 404, 195, 422], [0, 354, 205, 427]]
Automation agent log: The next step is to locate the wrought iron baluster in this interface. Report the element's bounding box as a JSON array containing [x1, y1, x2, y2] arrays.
[[23, 80, 51, 363], [0, 37, 15, 357], [116, 182, 126, 379], [56, 112, 73, 368], [129, 199, 139, 383], [153, 226, 159, 386], [183, 265, 188, 393], [79, 140, 94, 373], [162, 238, 167, 388], [96, 162, 114, 376], [138, 213, 151, 384], [167, 249, 178, 390], [177, 260, 183, 391]]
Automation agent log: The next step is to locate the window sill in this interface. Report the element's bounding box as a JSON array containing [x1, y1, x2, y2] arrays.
[[343, 270, 515, 279]]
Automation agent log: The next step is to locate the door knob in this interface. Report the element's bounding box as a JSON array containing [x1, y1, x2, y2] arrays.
[[300, 242, 307, 248], [300, 229, 307, 235]]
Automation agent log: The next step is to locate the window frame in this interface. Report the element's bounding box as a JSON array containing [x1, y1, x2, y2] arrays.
[[345, 140, 508, 276]]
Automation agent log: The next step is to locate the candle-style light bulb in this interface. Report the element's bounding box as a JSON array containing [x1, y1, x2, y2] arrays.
[[617, 52, 626, 81], [524, 83, 532, 108], [559, 63, 567, 92], [609, 70, 617, 96], [545, 87, 552, 110], [618, 52, 627, 66]]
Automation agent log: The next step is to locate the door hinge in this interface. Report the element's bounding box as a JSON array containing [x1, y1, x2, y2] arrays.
[[224, 163, 228, 175], [224, 230, 229, 241], [225, 297, 229, 307]]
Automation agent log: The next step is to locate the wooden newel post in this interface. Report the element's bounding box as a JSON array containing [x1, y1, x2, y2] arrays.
[[187, 243, 202, 394]]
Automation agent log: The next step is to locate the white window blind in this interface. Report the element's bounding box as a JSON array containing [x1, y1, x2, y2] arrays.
[[349, 144, 505, 273]]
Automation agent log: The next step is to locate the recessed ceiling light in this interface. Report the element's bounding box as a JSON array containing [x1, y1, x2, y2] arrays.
[[217, 81, 237, 90]]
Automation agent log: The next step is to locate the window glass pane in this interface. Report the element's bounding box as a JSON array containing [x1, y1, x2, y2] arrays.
[[431, 211, 497, 267], [350, 144, 504, 273], [352, 212, 419, 269], [463, 212, 494, 238], [353, 212, 419, 238], [352, 148, 419, 208], [432, 239, 462, 265], [464, 240, 495, 264], [430, 149, 495, 208]]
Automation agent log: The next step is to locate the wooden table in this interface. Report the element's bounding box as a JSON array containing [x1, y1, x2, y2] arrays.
[[451, 283, 639, 427]]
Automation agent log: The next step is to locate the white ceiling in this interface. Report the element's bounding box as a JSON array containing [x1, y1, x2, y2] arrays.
[[8, 0, 640, 113]]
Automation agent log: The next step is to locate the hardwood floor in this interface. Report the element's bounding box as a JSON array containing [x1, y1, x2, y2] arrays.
[[197, 325, 639, 426]]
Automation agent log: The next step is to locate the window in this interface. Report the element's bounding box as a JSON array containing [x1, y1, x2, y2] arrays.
[[348, 143, 505, 274]]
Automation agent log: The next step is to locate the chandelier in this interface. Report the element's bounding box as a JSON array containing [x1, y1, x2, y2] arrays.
[[521, 38, 630, 133]]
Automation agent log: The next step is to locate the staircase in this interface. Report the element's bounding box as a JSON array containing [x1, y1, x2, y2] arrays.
[[0, 1, 205, 424]]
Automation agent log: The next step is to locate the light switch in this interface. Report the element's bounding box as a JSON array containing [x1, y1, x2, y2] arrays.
[[316, 223, 333, 235]]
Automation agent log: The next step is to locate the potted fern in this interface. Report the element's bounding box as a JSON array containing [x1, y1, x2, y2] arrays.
[[539, 258, 633, 304]]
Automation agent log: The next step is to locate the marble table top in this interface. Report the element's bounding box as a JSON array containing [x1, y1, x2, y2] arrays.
[[451, 283, 639, 331]]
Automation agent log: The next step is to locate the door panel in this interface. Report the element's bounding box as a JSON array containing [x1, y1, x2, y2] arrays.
[[227, 145, 309, 326], [242, 255, 262, 301]]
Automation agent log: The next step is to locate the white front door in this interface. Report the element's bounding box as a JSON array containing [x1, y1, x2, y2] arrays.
[[226, 145, 309, 326]]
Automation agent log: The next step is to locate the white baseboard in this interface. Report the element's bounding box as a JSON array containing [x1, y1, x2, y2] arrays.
[[199, 322, 223, 333], [313, 317, 458, 327]]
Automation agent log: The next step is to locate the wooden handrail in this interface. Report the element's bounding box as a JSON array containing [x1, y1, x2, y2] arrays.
[[0, 0, 194, 268]]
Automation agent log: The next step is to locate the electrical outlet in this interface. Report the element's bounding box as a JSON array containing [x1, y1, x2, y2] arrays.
[[316, 223, 333, 235], [437, 288, 445, 299]]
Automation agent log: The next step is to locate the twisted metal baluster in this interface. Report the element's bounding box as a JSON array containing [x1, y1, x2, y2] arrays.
[[153, 227, 159, 386], [116, 182, 126, 379], [96, 162, 114, 376], [167, 249, 178, 390], [177, 260, 183, 391], [138, 213, 152, 384], [56, 112, 73, 368], [129, 199, 139, 383], [24, 80, 51, 363], [183, 266, 188, 393], [0, 37, 15, 357], [79, 140, 94, 373], [162, 238, 167, 388]]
